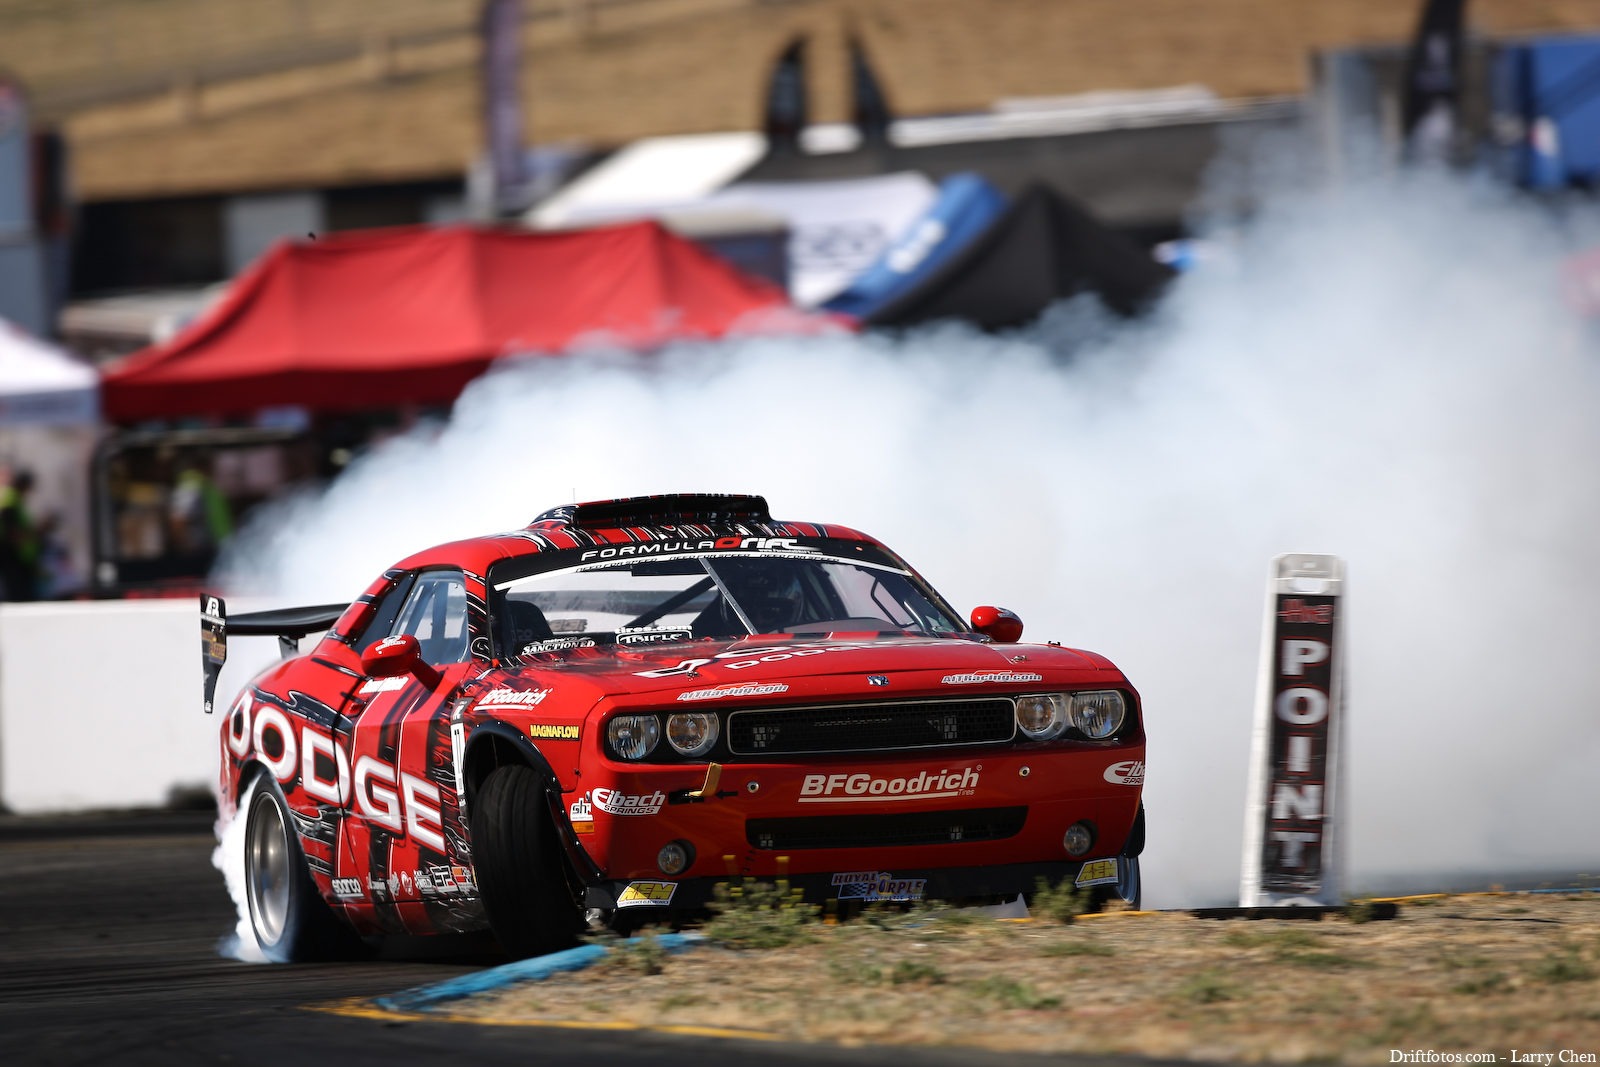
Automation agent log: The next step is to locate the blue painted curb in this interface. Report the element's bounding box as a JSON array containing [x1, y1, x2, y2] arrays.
[[376, 932, 704, 1013]]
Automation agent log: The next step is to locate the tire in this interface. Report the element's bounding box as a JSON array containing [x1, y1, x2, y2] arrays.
[[1092, 853, 1142, 911], [473, 765, 583, 959], [1088, 805, 1145, 912], [242, 771, 355, 962]]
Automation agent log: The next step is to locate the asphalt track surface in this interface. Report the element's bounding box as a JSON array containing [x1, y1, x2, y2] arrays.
[[0, 812, 1177, 1067]]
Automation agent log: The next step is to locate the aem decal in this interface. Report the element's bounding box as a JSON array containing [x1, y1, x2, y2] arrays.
[[1075, 858, 1120, 887], [616, 881, 678, 907]]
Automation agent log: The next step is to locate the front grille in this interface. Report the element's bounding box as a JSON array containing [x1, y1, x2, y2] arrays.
[[746, 806, 1027, 850], [726, 699, 1015, 755]]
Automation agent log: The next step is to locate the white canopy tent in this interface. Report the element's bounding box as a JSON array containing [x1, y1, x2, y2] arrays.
[[0, 318, 98, 426], [0, 319, 100, 597]]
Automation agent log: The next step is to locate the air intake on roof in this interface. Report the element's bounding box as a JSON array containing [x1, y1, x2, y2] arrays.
[[534, 494, 772, 529]]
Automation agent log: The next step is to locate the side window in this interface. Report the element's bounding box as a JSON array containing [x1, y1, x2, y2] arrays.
[[353, 574, 416, 654], [389, 570, 471, 665]]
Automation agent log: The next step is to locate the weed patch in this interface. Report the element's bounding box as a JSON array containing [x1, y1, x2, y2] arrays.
[[701, 878, 819, 951]]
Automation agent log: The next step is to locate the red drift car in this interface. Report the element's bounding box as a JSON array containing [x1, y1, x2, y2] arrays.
[[204, 494, 1145, 961]]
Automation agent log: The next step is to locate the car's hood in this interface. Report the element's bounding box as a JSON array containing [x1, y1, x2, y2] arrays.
[[481, 634, 1126, 710]]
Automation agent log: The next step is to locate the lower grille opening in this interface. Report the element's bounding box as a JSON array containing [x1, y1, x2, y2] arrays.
[[746, 806, 1027, 850]]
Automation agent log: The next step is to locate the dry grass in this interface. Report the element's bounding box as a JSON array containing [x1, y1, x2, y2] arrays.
[[447, 894, 1600, 1062]]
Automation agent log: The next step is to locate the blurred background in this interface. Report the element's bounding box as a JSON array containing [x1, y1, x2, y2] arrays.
[[2, 0, 1599, 906], [0, 0, 1596, 597]]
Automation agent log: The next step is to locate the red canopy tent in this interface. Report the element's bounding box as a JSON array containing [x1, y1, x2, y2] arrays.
[[101, 221, 831, 422]]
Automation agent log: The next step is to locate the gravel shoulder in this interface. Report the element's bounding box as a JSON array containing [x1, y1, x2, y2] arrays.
[[448, 894, 1600, 1063]]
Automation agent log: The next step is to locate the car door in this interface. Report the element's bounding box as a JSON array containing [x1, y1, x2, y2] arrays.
[[336, 568, 484, 933]]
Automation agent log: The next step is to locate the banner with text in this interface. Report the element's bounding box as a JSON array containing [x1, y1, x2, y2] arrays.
[[1240, 554, 1347, 907]]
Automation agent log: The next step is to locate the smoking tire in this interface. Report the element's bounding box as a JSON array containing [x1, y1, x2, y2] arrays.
[[474, 764, 583, 959], [243, 770, 356, 962], [1088, 804, 1144, 911], [1092, 854, 1142, 911]]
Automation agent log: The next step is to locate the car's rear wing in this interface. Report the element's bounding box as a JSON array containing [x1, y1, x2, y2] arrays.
[[201, 594, 349, 714]]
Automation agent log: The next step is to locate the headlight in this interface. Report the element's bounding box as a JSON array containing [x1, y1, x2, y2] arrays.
[[1069, 691, 1126, 740], [664, 712, 719, 757], [1015, 694, 1068, 740], [607, 714, 660, 760]]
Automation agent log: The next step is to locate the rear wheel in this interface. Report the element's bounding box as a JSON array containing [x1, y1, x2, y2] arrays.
[[474, 765, 583, 959], [242, 772, 354, 962]]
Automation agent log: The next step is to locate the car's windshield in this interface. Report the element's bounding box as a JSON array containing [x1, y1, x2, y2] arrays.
[[489, 544, 965, 658]]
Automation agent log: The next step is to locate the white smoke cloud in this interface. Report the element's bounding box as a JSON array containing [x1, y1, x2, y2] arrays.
[[212, 807, 268, 963], [217, 163, 1600, 908]]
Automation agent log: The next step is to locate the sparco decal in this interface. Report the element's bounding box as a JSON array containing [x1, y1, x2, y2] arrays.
[[677, 683, 789, 702], [1103, 760, 1144, 786], [590, 787, 666, 816], [479, 688, 550, 707], [528, 723, 580, 740], [831, 871, 927, 903], [799, 765, 980, 803], [941, 671, 1044, 685], [579, 537, 819, 562]]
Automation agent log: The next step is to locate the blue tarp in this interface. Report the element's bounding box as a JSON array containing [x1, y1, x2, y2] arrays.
[[822, 173, 1008, 320], [1495, 36, 1600, 188]]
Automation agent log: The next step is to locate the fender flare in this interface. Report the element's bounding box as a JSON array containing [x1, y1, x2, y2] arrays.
[[462, 721, 602, 884]]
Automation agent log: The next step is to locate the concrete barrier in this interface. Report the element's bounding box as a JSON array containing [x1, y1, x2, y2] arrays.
[[0, 599, 284, 815]]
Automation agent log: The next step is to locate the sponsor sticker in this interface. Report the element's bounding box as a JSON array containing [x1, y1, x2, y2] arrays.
[[590, 787, 666, 816], [331, 877, 364, 900], [568, 792, 595, 833], [579, 536, 819, 563], [800, 765, 980, 803], [358, 676, 408, 695], [941, 671, 1044, 686], [617, 627, 694, 646], [678, 682, 789, 702], [1103, 760, 1144, 786], [832, 871, 927, 903], [616, 881, 678, 907], [365, 874, 391, 901], [1074, 858, 1120, 888], [523, 637, 595, 654], [480, 687, 551, 707], [529, 723, 580, 741], [427, 865, 461, 894]]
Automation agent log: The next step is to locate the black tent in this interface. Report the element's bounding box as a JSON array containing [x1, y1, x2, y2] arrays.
[[862, 184, 1173, 330]]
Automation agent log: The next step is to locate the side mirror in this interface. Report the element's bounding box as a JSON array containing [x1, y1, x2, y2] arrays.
[[361, 634, 442, 689], [970, 605, 1024, 644]]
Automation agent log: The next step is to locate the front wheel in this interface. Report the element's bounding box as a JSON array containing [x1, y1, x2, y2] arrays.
[[473, 765, 583, 959], [242, 772, 354, 962], [1091, 853, 1142, 912]]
